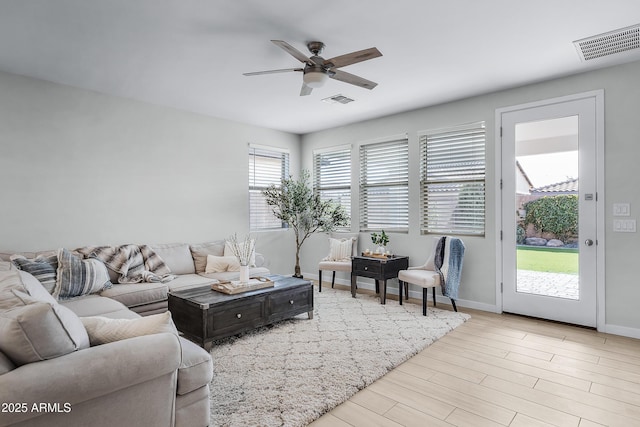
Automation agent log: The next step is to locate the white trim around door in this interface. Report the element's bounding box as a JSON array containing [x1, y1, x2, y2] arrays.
[[495, 90, 605, 331]]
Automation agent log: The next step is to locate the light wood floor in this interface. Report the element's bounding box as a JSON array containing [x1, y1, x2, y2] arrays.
[[309, 286, 640, 427]]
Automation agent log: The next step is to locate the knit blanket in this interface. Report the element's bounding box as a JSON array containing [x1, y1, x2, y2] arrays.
[[434, 237, 465, 301], [76, 244, 176, 284]]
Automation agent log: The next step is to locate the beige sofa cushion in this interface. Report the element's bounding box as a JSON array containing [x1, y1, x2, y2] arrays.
[[61, 294, 133, 318], [189, 241, 225, 273], [100, 283, 168, 309], [0, 291, 90, 366], [81, 311, 177, 346], [150, 243, 196, 275], [0, 351, 15, 375], [177, 338, 214, 395]]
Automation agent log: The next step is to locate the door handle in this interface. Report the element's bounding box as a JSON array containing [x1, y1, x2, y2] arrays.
[[585, 239, 594, 246]]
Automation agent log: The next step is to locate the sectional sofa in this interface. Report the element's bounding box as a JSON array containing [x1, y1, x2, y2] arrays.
[[0, 240, 270, 427]]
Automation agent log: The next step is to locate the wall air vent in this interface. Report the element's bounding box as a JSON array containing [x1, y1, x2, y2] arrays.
[[322, 94, 355, 104], [574, 24, 640, 61]]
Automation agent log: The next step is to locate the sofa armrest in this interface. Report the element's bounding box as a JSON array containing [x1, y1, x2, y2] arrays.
[[0, 333, 181, 426]]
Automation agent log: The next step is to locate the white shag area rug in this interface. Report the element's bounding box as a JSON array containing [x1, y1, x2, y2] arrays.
[[208, 286, 470, 427]]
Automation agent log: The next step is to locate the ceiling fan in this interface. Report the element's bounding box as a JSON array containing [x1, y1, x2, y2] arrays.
[[243, 40, 382, 96]]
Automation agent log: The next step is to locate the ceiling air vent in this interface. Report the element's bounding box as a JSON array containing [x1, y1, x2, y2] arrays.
[[322, 94, 355, 104], [574, 24, 640, 61]]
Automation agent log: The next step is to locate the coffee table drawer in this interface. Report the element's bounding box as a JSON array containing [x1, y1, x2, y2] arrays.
[[208, 297, 266, 337], [269, 286, 313, 317]]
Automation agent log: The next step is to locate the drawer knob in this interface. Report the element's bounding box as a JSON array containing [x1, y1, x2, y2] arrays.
[[236, 313, 242, 319], [364, 266, 368, 270], [289, 300, 294, 305]]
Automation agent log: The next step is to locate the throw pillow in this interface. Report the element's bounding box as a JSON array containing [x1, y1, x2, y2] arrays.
[[190, 241, 226, 273], [55, 248, 112, 300], [0, 291, 90, 366], [223, 240, 256, 267], [17, 270, 57, 305], [205, 255, 241, 273], [324, 238, 354, 262], [10, 253, 58, 294], [80, 311, 177, 346]]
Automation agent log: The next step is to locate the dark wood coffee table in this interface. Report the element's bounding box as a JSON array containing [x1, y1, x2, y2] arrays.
[[351, 255, 409, 304], [168, 274, 313, 350]]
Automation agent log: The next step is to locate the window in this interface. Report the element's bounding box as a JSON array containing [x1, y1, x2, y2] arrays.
[[359, 137, 409, 232], [313, 145, 352, 230], [249, 145, 289, 230], [420, 122, 486, 236]]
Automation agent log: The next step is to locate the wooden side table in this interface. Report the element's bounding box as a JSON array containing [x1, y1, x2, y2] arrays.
[[351, 255, 409, 304]]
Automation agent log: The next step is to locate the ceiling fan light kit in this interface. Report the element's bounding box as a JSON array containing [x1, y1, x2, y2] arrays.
[[303, 69, 328, 88], [243, 40, 382, 96]]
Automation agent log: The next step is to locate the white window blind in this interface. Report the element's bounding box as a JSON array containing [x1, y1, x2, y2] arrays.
[[249, 146, 289, 230], [313, 146, 351, 230], [420, 122, 486, 236], [359, 138, 409, 232]]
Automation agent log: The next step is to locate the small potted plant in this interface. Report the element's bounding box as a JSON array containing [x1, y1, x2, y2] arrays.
[[370, 230, 389, 254]]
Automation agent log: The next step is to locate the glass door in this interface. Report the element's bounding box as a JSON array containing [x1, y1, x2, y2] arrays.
[[501, 97, 597, 327]]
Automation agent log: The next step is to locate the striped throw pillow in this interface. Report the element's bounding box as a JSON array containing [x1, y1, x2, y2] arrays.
[[54, 248, 112, 300], [10, 254, 58, 294]]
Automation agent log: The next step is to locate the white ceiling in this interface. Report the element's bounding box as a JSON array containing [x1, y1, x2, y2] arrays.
[[2, 0, 640, 135]]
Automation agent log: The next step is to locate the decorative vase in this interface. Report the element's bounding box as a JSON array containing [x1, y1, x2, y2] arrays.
[[376, 245, 386, 254], [239, 265, 250, 284]]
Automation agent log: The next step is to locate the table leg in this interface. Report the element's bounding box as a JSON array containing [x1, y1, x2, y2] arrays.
[[204, 341, 213, 352], [308, 310, 314, 319], [351, 272, 357, 298], [381, 279, 387, 304]]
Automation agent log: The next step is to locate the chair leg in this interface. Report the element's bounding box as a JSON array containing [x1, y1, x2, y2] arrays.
[[432, 287, 436, 307], [423, 288, 428, 316], [399, 280, 403, 305], [451, 299, 458, 312], [404, 282, 408, 299], [331, 271, 336, 288], [318, 270, 322, 292]]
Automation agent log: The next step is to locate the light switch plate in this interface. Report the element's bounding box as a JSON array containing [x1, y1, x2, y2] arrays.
[[613, 203, 630, 216], [614, 219, 636, 232]]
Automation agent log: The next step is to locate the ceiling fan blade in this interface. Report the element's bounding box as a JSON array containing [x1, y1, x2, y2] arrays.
[[243, 68, 303, 76], [300, 84, 312, 96], [271, 40, 311, 63], [324, 47, 382, 69], [330, 70, 378, 90]]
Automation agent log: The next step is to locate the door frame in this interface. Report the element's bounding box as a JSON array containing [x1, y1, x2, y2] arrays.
[[494, 90, 605, 330]]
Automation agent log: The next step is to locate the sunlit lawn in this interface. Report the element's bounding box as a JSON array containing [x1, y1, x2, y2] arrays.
[[517, 246, 578, 274]]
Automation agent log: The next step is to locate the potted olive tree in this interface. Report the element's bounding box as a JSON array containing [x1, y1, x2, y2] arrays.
[[263, 170, 349, 278]]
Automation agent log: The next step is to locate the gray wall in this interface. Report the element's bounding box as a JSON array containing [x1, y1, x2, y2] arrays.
[[0, 71, 300, 275], [2, 59, 639, 334], [300, 60, 640, 334]]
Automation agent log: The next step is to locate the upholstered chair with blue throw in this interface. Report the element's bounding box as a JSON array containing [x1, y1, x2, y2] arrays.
[[398, 236, 465, 315]]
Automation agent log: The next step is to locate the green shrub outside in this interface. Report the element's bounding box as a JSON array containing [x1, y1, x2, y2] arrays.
[[523, 195, 578, 241]]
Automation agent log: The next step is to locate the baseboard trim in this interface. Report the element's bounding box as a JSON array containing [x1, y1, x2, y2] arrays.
[[305, 272, 500, 313], [601, 323, 640, 339]]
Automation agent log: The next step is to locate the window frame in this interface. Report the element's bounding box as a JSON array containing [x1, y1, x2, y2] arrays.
[[419, 122, 486, 236], [248, 144, 290, 231], [313, 144, 352, 231], [359, 136, 409, 233]]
